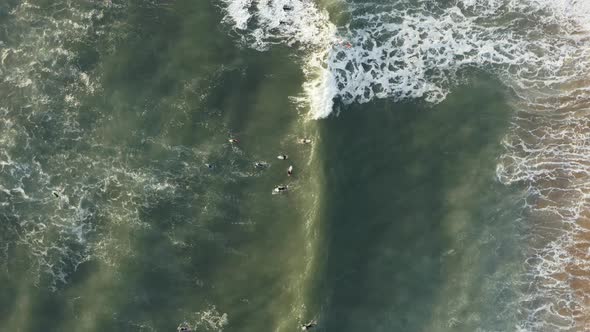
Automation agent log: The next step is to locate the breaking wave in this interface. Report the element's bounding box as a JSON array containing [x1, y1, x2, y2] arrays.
[[220, 0, 338, 117], [220, 0, 589, 116]]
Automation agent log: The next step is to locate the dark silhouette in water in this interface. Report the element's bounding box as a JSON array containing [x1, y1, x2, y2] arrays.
[[254, 162, 267, 169], [299, 138, 312, 144], [301, 320, 317, 330], [274, 185, 288, 193], [177, 322, 192, 332]]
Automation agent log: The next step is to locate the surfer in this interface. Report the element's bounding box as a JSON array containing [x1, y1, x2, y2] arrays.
[[177, 323, 192, 332], [301, 320, 317, 330], [299, 138, 312, 144], [205, 163, 214, 169], [228, 138, 239, 144], [287, 165, 293, 176], [277, 154, 288, 160], [274, 185, 288, 193], [52, 191, 60, 198], [283, 4, 293, 10], [254, 162, 267, 169]]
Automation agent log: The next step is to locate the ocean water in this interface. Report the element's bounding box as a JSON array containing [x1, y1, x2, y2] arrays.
[[1, 0, 589, 331]]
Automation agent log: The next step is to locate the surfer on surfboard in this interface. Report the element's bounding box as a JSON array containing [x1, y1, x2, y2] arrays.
[[301, 320, 317, 330], [274, 185, 288, 193], [254, 162, 268, 169], [299, 138, 312, 144], [177, 323, 192, 332]]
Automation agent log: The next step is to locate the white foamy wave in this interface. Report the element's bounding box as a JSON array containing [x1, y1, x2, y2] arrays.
[[220, 0, 590, 118], [322, 1, 590, 116], [328, 8, 476, 106], [221, 0, 253, 30], [220, 0, 338, 118], [221, 0, 335, 50]]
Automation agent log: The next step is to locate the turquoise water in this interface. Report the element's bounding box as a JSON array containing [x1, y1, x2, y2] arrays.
[[1, 0, 589, 331]]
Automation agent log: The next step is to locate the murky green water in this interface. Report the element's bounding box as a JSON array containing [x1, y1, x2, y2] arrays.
[[2, 0, 585, 331]]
